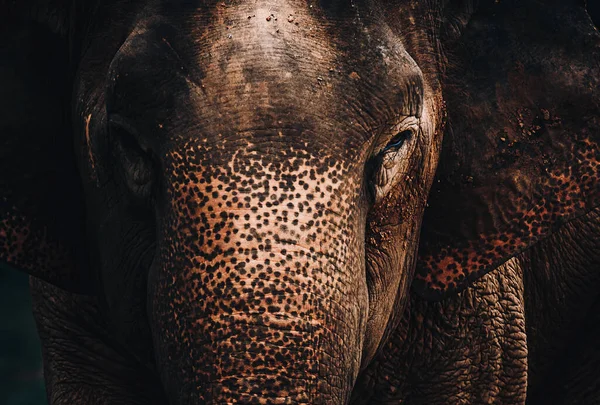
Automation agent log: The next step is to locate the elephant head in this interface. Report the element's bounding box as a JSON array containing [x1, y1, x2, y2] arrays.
[[1, 0, 598, 403]]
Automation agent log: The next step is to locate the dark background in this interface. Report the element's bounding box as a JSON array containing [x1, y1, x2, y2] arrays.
[[1, 267, 47, 405], [591, 1, 600, 27]]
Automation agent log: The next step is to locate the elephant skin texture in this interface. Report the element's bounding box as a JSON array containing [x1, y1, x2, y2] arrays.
[[0, 0, 599, 404]]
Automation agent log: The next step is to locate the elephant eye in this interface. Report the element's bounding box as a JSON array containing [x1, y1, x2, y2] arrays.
[[367, 123, 419, 203], [109, 117, 155, 198], [383, 129, 413, 153]]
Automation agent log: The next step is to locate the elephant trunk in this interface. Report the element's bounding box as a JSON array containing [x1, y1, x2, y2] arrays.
[[184, 289, 352, 404], [149, 160, 368, 404]]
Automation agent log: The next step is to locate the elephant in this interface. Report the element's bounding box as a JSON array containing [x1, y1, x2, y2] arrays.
[[1, 0, 599, 404]]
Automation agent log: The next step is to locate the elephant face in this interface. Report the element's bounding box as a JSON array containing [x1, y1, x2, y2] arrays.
[[75, 1, 441, 401], [2, 0, 599, 404]]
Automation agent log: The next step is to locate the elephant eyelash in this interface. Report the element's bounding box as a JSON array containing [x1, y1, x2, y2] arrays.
[[382, 129, 413, 153], [108, 115, 153, 154], [366, 123, 420, 203], [373, 116, 420, 157]]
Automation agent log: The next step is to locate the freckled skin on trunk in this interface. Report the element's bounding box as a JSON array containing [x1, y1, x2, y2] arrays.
[[148, 145, 369, 403]]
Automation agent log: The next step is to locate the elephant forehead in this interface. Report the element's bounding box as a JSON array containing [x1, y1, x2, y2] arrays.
[[185, 4, 423, 132], [109, 0, 423, 153]]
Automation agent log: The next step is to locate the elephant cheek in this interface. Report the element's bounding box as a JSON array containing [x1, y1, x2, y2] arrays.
[[361, 237, 414, 368], [361, 188, 426, 367], [146, 168, 370, 404]]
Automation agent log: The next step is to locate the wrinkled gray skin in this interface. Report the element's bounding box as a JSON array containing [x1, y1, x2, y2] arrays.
[[353, 209, 600, 404], [0, 0, 599, 404]]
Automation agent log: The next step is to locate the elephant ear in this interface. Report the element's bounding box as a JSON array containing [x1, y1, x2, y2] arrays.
[[413, 1, 600, 300], [0, 1, 91, 292]]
